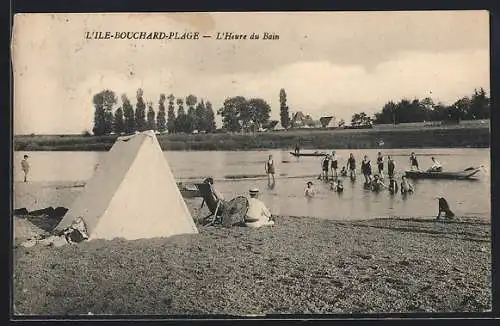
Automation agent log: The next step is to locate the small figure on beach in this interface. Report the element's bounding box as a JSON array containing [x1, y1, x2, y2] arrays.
[[388, 177, 398, 194], [305, 181, 316, 198], [265, 154, 276, 184], [340, 166, 348, 177], [427, 157, 443, 172], [400, 176, 414, 194], [436, 197, 455, 220], [376, 152, 384, 178], [387, 156, 395, 179], [321, 155, 331, 181], [21, 154, 30, 182], [347, 153, 356, 180], [409, 152, 419, 171], [245, 188, 275, 228], [330, 151, 338, 179], [371, 174, 386, 192], [361, 155, 372, 184]]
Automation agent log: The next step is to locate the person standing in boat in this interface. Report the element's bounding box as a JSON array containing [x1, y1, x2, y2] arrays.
[[265, 154, 276, 184], [347, 153, 356, 179], [427, 157, 443, 172], [330, 151, 338, 179], [321, 155, 331, 181], [387, 156, 396, 179], [376, 152, 384, 178], [361, 155, 372, 184], [409, 152, 419, 171], [294, 143, 301, 155]]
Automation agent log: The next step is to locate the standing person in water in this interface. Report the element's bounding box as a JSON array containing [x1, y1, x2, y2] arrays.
[[347, 153, 356, 179], [321, 155, 331, 181], [361, 155, 372, 184], [376, 152, 384, 178], [265, 154, 276, 184], [21, 154, 30, 182], [409, 152, 419, 171], [330, 151, 338, 179], [387, 156, 396, 179]]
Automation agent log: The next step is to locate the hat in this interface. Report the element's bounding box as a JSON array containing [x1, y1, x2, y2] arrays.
[[249, 187, 260, 194]]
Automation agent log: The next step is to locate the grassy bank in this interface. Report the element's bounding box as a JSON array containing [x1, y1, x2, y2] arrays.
[[14, 123, 490, 151]]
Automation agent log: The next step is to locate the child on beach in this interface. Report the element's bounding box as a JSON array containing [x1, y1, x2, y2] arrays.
[[21, 154, 30, 182]]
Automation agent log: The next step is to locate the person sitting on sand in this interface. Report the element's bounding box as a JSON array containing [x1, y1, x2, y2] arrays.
[[203, 177, 228, 212], [436, 197, 455, 220], [245, 188, 274, 228], [427, 157, 443, 172], [340, 166, 348, 177], [400, 176, 414, 194], [371, 174, 386, 191], [361, 155, 372, 184], [21, 154, 30, 182], [388, 177, 398, 194], [305, 181, 316, 197], [409, 152, 419, 171], [387, 156, 395, 179]]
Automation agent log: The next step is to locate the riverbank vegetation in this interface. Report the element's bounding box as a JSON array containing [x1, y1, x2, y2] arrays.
[[14, 121, 490, 152]]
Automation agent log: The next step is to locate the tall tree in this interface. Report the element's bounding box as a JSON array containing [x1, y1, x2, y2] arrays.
[[175, 98, 187, 132], [351, 112, 372, 126], [217, 96, 245, 132], [166, 94, 176, 134], [156, 94, 167, 133], [135, 88, 147, 132], [205, 101, 216, 132], [194, 100, 206, 132], [468, 87, 490, 119], [248, 98, 271, 131], [279, 88, 290, 129], [146, 101, 156, 131], [122, 94, 135, 134], [92, 90, 116, 136], [113, 107, 124, 134]]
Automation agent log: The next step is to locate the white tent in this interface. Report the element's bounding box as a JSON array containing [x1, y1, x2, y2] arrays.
[[55, 130, 198, 240]]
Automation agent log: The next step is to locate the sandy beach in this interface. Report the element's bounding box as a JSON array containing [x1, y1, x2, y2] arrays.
[[12, 182, 491, 315]]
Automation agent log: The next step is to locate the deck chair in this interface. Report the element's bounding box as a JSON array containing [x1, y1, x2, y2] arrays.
[[197, 183, 225, 225]]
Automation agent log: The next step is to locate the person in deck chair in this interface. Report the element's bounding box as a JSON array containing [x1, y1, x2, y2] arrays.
[[201, 177, 228, 220], [245, 188, 274, 228], [436, 197, 455, 220]]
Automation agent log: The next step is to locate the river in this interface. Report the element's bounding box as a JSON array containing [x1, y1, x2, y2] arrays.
[[13, 148, 490, 221]]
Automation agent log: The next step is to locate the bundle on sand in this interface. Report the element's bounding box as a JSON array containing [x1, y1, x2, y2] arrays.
[[19, 216, 89, 248]]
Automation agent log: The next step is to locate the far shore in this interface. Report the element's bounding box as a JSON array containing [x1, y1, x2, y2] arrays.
[[14, 122, 490, 152]]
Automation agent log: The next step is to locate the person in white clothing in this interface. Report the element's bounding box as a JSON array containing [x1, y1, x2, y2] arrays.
[[245, 188, 274, 228], [427, 157, 443, 172]]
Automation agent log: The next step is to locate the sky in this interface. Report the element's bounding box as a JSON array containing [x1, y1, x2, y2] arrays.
[[12, 11, 489, 135]]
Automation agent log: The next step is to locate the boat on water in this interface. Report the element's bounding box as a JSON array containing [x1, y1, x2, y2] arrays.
[[177, 182, 202, 198], [289, 151, 327, 157], [404, 167, 482, 180]]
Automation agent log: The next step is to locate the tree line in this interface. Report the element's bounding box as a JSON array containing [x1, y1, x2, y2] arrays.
[[351, 88, 490, 127], [92, 89, 217, 136]]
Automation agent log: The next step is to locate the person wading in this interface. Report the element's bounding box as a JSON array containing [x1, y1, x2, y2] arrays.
[[21, 154, 30, 182], [361, 155, 372, 184], [330, 151, 338, 179], [347, 153, 356, 179], [265, 154, 276, 184], [376, 152, 384, 179], [321, 155, 331, 181], [387, 156, 396, 179]]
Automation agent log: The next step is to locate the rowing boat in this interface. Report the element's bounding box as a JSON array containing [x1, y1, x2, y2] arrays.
[[404, 168, 481, 180], [177, 182, 202, 198], [289, 152, 327, 157]]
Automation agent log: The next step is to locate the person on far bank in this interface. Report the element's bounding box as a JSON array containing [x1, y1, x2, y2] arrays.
[[387, 156, 396, 179], [330, 151, 339, 179], [409, 152, 419, 171], [376, 152, 384, 178], [361, 155, 372, 184], [265, 154, 276, 184], [347, 153, 356, 179], [21, 154, 30, 182]]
